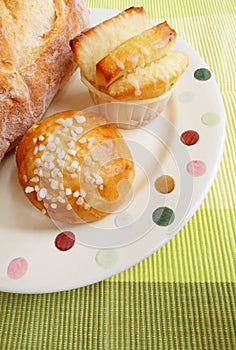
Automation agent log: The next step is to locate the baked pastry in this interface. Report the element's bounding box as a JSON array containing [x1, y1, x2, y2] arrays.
[[70, 7, 151, 84], [0, 0, 89, 162], [96, 21, 177, 88], [16, 110, 135, 224], [70, 7, 189, 103], [107, 50, 189, 100]]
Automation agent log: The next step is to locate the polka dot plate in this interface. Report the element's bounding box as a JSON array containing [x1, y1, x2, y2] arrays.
[[0, 9, 226, 293]]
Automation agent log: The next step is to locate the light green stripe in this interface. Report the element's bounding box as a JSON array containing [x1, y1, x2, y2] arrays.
[[110, 208, 235, 283], [164, 14, 236, 92], [211, 91, 236, 208], [205, 97, 236, 210], [86, 1, 236, 17], [0, 283, 235, 350]]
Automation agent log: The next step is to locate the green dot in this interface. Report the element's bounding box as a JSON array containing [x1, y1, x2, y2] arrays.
[[201, 112, 220, 126], [152, 207, 175, 226], [96, 249, 118, 269], [194, 68, 211, 81]]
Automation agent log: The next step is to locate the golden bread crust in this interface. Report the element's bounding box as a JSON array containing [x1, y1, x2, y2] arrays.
[[16, 110, 135, 223], [0, 0, 89, 161], [107, 50, 189, 100], [96, 21, 177, 87], [70, 7, 151, 83]]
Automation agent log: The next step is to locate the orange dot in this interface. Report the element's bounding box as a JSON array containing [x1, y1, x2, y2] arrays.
[[155, 175, 175, 194]]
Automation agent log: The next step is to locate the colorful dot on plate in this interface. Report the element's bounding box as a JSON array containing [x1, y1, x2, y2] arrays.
[[55, 231, 76, 251], [186, 160, 206, 177], [155, 175, 175, 194], [7, 257, 28, 280], [96, 249, 118, 269], [194, 68, 211, 81], [201, 112, 220, 126], [152, 207, 175, 226], [181, 130, 200, 146]]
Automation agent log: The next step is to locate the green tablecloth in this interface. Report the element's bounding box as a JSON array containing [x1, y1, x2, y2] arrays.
[[0, 1, 235, 349]]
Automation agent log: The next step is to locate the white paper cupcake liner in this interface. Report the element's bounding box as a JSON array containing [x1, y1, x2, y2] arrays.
[[81, 75, 173, 129]]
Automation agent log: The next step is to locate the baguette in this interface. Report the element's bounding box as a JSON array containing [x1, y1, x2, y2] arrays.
[[0, 0, 89, 162], [70, 7, 151, 84], [107, 50, 189, 100], [96, 21, 177, 87]]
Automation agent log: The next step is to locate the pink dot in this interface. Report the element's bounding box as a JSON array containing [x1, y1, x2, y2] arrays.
[[55, 231, 76, 251], [187, 160, 206, 176], [7, 258, 28, 280]]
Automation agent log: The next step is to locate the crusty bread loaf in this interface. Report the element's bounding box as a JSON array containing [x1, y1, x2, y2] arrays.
[[107, 50, 189, 100], [70, 7, 151, 84], [0, 0, 89, 162], [16, 110, 135, 223], [96, 21, 177, 87]]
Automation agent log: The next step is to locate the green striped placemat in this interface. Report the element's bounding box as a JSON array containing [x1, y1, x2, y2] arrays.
[[0, 282, 235, 349]]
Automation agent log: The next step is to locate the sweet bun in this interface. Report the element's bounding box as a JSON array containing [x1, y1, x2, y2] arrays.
[[107, 50, 189, 100], [70, 6, 151, 84], [16, 110, 135, 224], [96, 21, 177, 88]]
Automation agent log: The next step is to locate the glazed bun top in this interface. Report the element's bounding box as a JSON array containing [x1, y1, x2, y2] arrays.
[[16, 110, 135, 223]]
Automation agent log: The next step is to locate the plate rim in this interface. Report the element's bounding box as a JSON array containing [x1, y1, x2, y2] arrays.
[[0, 7, 226, 293]]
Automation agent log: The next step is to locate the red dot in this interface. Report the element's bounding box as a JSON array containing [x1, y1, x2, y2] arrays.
[[55, 231, 76, 251], [181, 130, 200, 146]]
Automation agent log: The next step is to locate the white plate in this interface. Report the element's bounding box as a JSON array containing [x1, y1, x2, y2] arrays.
[[0, 8, 225, 293]]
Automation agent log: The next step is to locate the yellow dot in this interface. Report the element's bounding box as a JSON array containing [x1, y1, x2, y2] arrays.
[[155, 175, 175, 194]]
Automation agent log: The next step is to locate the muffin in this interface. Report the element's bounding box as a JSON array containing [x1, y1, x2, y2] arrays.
[[70, 7, 189, 128]]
